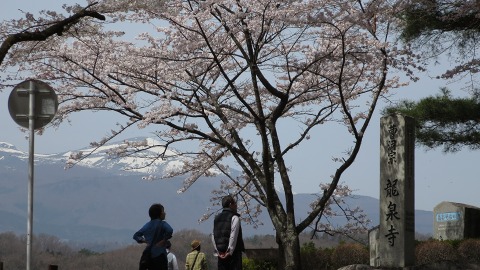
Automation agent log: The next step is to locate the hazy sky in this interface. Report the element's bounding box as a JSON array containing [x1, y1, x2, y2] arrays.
[[1, 1, 478, 212]]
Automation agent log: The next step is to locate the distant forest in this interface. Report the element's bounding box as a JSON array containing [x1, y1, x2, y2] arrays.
[[0, 229, 359, 270]]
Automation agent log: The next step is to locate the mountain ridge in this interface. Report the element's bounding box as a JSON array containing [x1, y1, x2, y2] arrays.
[[0, 138, 433, 249]]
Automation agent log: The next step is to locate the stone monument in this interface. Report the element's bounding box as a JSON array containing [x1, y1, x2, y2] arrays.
[[368, 226, 380, 266], [377, 114, 415, 267], [433, 201, 480, 240]]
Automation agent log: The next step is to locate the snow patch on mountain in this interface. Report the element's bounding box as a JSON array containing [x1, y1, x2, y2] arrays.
[[0, 142, 25, 156], [59, 137, 186, 175], [0, 138, 188, 176]]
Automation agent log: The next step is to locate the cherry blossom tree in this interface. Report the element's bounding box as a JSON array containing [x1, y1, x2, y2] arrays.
[[0, 3, 105, 67], [0, 1, 417, 269]]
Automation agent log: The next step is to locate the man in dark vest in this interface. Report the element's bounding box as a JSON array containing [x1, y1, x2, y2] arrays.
[[212, 195, 245, 270]]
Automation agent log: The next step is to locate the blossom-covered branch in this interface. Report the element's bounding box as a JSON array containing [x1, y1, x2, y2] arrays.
[[0, 3, 105, 67]]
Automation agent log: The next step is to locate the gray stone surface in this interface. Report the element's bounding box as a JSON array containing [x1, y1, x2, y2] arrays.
[[369, 226, 380, 266], [433, 201, 480, 240], [378, 114, 415, 267], [337, 264, 373, 270], [338, 261, 480, 270], [338, 264, 375, 270]]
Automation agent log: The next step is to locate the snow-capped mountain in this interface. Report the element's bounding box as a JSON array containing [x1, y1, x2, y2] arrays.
[[0, 138, 225, 246], [0, 138, 433, 250], [1, 137, 188, 175], [62, 137, 187, 175]]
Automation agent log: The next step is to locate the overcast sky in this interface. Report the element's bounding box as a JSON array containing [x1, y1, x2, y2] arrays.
[[1, 1, 478, 212]]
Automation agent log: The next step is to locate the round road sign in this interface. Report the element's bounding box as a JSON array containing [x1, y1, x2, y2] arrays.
[[8, 79, 58, 129]]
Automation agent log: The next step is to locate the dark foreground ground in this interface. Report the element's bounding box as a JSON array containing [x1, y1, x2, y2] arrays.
[[338, 261, 480, 270]]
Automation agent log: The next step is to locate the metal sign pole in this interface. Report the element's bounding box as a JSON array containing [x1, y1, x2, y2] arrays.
[[27, 81, 36, 270], [8, 79, 58, 270]]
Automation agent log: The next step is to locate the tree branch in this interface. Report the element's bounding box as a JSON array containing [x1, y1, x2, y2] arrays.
[[0, 3, 105, 66]]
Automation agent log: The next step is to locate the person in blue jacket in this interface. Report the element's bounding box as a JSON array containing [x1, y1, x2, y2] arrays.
[[134, 203, 173, 270]]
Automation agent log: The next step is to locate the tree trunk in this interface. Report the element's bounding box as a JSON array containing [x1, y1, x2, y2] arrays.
[[276, 227, 302, 270]]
